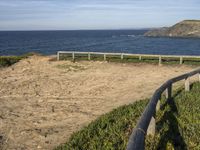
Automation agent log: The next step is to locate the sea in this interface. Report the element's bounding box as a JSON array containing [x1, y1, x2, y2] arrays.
[[0, 30, 200, 56]]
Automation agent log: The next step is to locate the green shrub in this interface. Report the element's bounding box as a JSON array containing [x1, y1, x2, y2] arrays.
[[0, 52, 37, 67], [0, 56, 22, 67]]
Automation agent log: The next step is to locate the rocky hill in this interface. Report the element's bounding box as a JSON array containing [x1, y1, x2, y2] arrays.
[[145, 20, 200, 38]]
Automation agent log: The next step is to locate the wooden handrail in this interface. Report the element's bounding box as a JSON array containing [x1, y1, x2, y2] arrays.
[[127, 68, 200, 150]]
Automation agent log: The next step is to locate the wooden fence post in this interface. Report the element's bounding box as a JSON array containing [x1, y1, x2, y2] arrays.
[[159, 56, 162, 66], [139, 55, 142, 60], [121, 53, 124, 60], [198, 73, 200, 82], [147, 116, 155, 136], [156, 100, 161, 111], [147, 98, 161, 136], [57, 52, 60, 61], [185, 77, 190, 91], [72, 52, 75, 61], [148, 95, 162, 136], [180, 57, 183, 64], [88, 52, 91, 60], [104, 54, 106, 61], [166, 84, 172, 99]]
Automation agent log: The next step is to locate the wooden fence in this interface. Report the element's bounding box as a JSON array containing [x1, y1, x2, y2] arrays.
[[57, 51, 200, 149], [57, 51, 200, 65], [127, 68, 200, 150]]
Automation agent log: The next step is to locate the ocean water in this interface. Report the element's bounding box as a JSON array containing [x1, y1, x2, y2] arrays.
[[0, 30, 200, 56]]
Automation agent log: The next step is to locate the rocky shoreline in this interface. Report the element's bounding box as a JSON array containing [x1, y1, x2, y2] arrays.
[[145, 20, 200, 38]]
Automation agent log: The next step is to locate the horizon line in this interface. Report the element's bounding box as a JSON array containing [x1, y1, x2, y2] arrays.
[[0, 27, 157, 32]]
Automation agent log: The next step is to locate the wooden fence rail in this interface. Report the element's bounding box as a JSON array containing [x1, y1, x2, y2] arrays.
[[57, 51, 200, 149], [57, 51, 200, 65], [127, 68, 200, 150]]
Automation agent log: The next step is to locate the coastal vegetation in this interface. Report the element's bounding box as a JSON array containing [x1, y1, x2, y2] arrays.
[[0, 52, 38, 67], [56, 82, 200, 150], [0, 56, 22, 67], [147, 82, 200, 149], [145, 20, 200, 38]]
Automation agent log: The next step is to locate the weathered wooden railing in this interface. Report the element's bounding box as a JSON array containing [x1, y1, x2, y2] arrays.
[[57, 51, 200, 65], [57, 51, 200, 148], [127, 68, 200, 150]]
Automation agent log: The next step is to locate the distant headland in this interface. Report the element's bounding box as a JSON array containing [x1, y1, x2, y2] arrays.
[[144, 20, 200, 38]]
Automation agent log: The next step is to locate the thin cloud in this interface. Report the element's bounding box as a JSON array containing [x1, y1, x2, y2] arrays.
[[0, 0, 199, 30]]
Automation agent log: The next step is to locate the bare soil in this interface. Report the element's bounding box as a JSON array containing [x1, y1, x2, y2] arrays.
[[0, 56, 196, 150]]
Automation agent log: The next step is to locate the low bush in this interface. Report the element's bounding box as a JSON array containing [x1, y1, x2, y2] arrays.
[[0, 52, 37, 67]]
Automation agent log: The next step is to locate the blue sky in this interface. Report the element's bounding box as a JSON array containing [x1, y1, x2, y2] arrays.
[[0, 0, 199, 30]]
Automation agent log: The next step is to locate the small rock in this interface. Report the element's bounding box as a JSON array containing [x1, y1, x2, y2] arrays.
[[38, 99, 43, 103], [22, 68, 27, 72], [0, 135, 3, 141], [52, 106, 55, 112], [37, 145, 42, 149]]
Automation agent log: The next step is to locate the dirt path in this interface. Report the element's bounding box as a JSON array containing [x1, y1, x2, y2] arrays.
[[0, 56, 196, 150]]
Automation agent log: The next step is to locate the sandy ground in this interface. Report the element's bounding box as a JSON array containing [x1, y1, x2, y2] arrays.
[[0, 56, 197, 150]]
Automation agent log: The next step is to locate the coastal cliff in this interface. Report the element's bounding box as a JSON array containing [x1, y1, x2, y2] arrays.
[[145, 20, 200, 38]]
